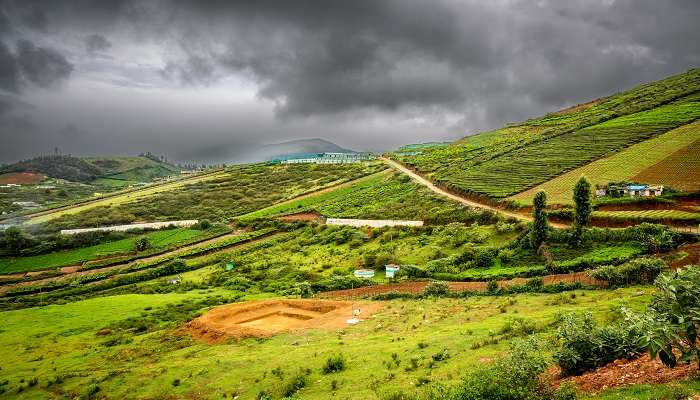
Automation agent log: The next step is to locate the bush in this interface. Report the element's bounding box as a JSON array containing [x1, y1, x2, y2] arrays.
[[282, 372, 307, 397], [555, 312, 644, 376], [322, 354, 346, 374], [429, 337, 572, 400], [134, 237, 151, 252], [589, 257, 666, 286], [423, 280, 449, 297], [633, 267, 700, 368]]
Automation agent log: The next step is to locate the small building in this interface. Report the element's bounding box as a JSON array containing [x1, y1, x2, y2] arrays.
[[385, 264, 400, 279], [168, 274, 182, 284], [276, 152, 375, 164], [353, 269, 375, 279], [626, 184, 663, 197], [12, 201, 39, 209]]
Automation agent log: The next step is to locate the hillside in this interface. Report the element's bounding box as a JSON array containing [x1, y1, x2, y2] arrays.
[[0, 155, 179, 185], [393, 68, 700, 201]]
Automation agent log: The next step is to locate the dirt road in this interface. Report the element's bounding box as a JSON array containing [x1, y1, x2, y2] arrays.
[[380, 157, 569, 228]]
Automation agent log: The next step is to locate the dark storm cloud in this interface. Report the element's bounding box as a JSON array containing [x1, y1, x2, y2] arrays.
[[85, 34, 112, 53], [0, 0, 699, 163], [15, 40, 73, 88], [0, 41, 19, 93]]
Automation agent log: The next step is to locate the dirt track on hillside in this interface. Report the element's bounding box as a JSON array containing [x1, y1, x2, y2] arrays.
[[380, 157, 569, 228]]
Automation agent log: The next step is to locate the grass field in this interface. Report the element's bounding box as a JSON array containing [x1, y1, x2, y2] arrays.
[[0, 287, 654, 399], [38, 162, 387, 229], [509, 120, 700, 205], [633, 138, 700, 192], [394, 68, 700, 200], [239, 170, 476, 223], [0, 228, 205, 274], [592, 209, 700, 224]]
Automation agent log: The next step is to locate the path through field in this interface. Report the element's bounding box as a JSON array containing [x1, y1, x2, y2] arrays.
[[380, 157, 569, 228]]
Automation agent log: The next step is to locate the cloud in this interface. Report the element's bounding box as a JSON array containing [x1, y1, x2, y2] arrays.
[[0, 41, 19, 93], [85, 34, 112, 53], [161, 56, 217, 86], [15, 40, 73, 88]]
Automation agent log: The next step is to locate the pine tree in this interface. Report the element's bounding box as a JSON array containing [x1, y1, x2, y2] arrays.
[[530, 191, 549, 249], [572, 176, 592, 246]]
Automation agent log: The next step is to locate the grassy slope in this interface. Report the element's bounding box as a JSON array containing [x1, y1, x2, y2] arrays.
[[509, 120, 700, 205], [0, 288, 653, 400], [0, 228, 204, 274], [239, 170, 472, 222], [40, 162, 387, 229], [394, 68, 700, 199], [633, 137, 700, 192]]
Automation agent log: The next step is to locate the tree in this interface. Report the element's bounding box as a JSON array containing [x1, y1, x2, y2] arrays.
[[134, 237, 151, 252], [530, 191, 549, 250], [572, 176, 592, 246], [3, 226, 27, 255]]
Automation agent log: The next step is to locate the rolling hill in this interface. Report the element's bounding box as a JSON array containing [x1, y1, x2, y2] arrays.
[[0, 154, 180, 186], [392, 68, 700, 202]]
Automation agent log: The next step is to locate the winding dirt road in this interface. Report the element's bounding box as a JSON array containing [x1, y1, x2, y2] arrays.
[[380, 157, 569, 228]]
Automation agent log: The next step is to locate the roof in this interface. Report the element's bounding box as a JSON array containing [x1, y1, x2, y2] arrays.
[[627, 184, 647, 190]]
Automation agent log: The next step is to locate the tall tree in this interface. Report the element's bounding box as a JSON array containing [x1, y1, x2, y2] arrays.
[[572, 176, 592, 245], [530, 191, 549, 250]]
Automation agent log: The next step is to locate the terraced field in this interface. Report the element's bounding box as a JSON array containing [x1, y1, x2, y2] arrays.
[[509, 120, 700, 205], [592, 209, 700, 224], [394, 68, 700, 200], [436, 94, 700, 198], [633, 138, 700, 191]]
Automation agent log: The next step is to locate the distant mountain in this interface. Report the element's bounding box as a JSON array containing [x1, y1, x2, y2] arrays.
[[245, 138, 357, 163]]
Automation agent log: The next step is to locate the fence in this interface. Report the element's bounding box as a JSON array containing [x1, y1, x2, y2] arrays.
[[60, 220, 199, 235]]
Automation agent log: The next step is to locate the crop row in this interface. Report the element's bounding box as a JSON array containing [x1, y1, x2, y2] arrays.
[[592, 210, 700, 224]]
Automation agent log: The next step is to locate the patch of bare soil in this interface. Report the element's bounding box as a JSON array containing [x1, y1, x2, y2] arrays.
[[670, 243, 700, 269], [553, 354, 699, 393], [276, 211, 325, 222], [0, 172, 45, 184], [186, 299, 382, 343]]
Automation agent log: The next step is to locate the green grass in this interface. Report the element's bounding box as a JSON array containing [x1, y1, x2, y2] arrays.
[[583, 379, 700, 400], [40, 162, 387, 229], [592, 209, 700, 224], [0, 228, 205, 274], [509, 120, 700, 205], [0, 287, 654, 399], [240, 171, 477, 223], [394, 68, 700, 200]]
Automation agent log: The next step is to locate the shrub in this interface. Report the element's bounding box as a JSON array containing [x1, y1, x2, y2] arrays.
[[589, 257, 666, 286], [571, 176, 592, 246], [429, 337, 570, 400], [322, 354, 346, 374], [423, 280, 449, 297], [134, 237, 151, 252], [555, 312, 644, 376], [633, 267, 700, 368], [282, 372, 307, 397]]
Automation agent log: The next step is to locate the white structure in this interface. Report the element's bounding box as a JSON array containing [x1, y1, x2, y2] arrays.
[[60, 220, 199, 235], [326, 218, 423, 228], [353, 269, 375, 279], [385, 265, 400, 278]]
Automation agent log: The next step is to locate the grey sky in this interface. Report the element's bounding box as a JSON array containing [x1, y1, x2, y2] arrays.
[[0, 0, 699, 164]]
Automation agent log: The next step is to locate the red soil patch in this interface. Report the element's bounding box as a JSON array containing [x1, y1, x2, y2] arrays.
[[319, 272, 604, 299], [553, 353, 699, 393], [186, 299, 381, 343], [276, 211, 325, 222], [670, 243, 700, 269], [0, 172, 45, 184]]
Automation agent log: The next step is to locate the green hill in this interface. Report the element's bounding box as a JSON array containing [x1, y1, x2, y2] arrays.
[[0, 155, 180, 186], [392, 68, 700, 200]]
